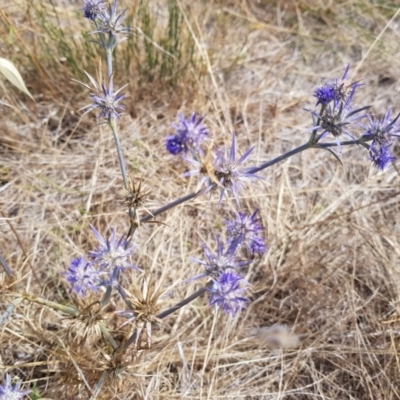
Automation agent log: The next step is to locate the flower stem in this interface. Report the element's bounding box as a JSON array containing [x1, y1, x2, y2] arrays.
[[103, 38, 129, 192], [157, 286, 208, 319], [249, 141, 313, 174], [314, 138, 370, 150], [109, 121, 129, 191], [106, 48, 113, 85], [140, 187, 207, 223]]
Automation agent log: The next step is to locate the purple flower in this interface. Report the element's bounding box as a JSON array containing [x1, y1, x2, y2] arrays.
[[213, 133, 261, 206], [89, 226, 141, 276], [81, 0, 107, 21], [315, 99, 368, 138], [314, 85, 337, 106], [188, 236, 250, 282], [97, 0, 130, 37], [361, 110, 400, 143], [63, 257, 100, 297], [183, 134, 261, 204], [226, 210, 266, 255], [0, 374, 30, 400], [360, 110, 400, 170], [166, 113, 209, 156], [207, 271, 250, 317], [79, 72, 126, 120], [314, 65, 361, 106], [309, 97, 369, 154], [369, 145, 395, 170]]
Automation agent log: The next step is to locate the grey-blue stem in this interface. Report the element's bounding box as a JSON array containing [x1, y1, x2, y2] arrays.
[[107, 49, 113, 88], [109, 121, 129, 191], [157, 286, 208, 319], [140, 188, 206, 223], [105, 39, 129, 190], [248, 141, 312, 175]]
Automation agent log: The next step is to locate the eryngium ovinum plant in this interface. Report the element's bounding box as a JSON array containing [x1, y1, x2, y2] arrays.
[[2, 0, 400, 398]]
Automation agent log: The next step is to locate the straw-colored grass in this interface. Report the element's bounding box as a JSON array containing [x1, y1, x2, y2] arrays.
[[1, 0, 400, 398]]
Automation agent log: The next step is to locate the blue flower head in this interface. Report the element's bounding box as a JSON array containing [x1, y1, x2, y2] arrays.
[[213, 134, 262, 206], [89, 225, 141, 277], [97, 0, 130, 37], [314, 85, 337, 106], [225, 209, 266, 255], [63, 257, 100, 297], [369, 145, 395, 170], [314, 65, 361, 106], [89, 84, 125, 119], [166, 113, 209, 156], [309, 97, 370, 155], [187, 236, 250, 283], [79, 72, 126, 121], [184, 133, 262, 205], [0, 374, 30, 400], [63, 227, 142, 296], [81, 0, 107, 21], [360, 110, 400, 170], [207, 270, 250, 317], [314, 98, 368, 138]]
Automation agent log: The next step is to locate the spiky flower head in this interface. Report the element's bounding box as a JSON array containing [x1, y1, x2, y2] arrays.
[[0, 374, 30, 400], [97, 0, 130, 38], [166, 113, 209, 156], [313, 98, 368, 139], [314, 65, 361, 106], [79, 72, 126, 121], [213, 134, 262, 205], [81, 0, 107, 21], [185, 134, 261, 205], [225, 209, 266, 255], [116, 277, 164, 327], [115, 277, 165, 349], [360, 110, 400, 170], [369, 145, 395, 170], [207, 270, 250, 317], [63, 257, 100, 297], [188, 236, 250, 282], [89, 226, 141, 277], [308, 97, 369, 155], [124, 175, 150, 210]]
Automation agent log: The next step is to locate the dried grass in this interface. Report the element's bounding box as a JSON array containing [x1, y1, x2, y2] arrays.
[[1, 0, 400, 399]]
